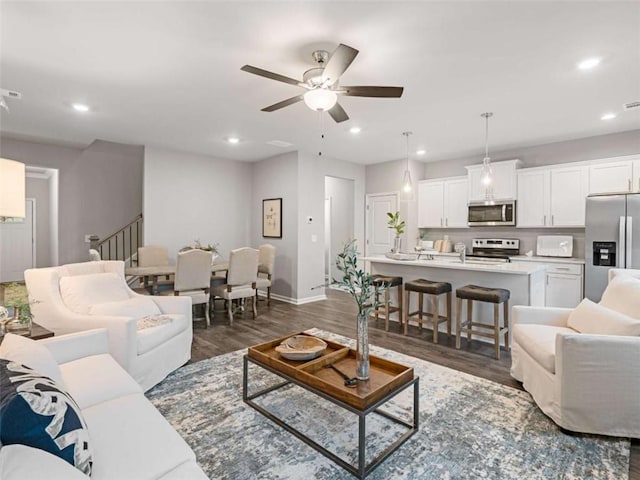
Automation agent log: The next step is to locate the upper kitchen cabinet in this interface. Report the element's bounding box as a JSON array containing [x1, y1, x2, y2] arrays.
[[466, 159, 521, 202], [517, 169, 549, 227], [418, 177, 468, 228], [587, 155, 640, 195], [517, 164, 588, 227], [549, 165, 588, 227]]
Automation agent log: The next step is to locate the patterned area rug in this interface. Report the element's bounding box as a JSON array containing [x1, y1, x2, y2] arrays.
[[146, 329, 630, 479]]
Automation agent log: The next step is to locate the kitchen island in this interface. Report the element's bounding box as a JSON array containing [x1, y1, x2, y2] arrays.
[[363, 255, 546, 342]]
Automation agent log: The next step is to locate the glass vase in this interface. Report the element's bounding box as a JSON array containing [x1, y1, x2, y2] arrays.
[[392, 236, 402, 254], [356, 310, 370, 381]]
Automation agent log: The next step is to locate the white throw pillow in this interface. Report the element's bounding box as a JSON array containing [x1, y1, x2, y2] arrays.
[[600, 274, 640, 319], [89, 296, 161, 318], [59, 272, 130, 314], [0, 333, 64, 385], [0, 445, 88, 480], [568, 298, 640, 336]]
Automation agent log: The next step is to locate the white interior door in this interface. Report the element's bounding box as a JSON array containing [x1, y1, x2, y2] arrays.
[[0, 198, 36, 282], [366, 193, 398, 255]]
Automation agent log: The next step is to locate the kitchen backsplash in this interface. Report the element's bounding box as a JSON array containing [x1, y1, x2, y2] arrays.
[[419, 227, 586, 259]]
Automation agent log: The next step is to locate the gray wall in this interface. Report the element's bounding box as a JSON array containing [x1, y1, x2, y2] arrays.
[[25, 176, 51, 267], [0, 137, 144, 265], [297, 151, 366, 302], [424, 129, 640, 179], [143, 146, 252, 262], [250, 151, 299, 300], [365, 157, 424, 251]]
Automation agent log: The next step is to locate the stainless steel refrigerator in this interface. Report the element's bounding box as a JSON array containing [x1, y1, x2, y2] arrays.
[[585, 193, 640, 301]]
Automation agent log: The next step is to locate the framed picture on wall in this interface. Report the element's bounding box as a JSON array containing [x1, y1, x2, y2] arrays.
[[262, 198, 282, 238]]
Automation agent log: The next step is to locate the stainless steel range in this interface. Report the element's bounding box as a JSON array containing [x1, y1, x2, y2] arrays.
[[470, 238, 520, 261]]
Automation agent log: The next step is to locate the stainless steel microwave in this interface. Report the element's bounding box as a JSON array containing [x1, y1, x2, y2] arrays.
[[468, 201, 516, 226]]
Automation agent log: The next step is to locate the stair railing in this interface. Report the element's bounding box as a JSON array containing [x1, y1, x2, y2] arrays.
[[89, 214, 143, 267]]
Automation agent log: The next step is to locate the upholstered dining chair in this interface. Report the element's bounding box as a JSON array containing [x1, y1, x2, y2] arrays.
[[212, 247, 259, 325], [161, 249, 212, 328], [137, 245, 173, 292], [256, 244, 276, 306]]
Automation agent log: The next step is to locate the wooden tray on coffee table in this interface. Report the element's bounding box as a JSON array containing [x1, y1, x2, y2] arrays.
[[247, 332, 414, 410]]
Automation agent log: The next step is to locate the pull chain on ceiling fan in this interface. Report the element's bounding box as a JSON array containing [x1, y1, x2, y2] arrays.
[[241, 43, 404, 123]]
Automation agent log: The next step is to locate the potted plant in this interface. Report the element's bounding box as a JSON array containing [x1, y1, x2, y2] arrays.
[[335, 239, 382, 381], [180, 240, 220, 260], [1, 283, 34, 336], [386, 211, 406, 253]]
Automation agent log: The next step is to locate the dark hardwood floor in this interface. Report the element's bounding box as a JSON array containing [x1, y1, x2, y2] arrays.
[[192, 289, 638, 479]]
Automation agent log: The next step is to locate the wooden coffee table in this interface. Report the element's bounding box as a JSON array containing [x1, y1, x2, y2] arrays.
[[243, 332, 419, 479]]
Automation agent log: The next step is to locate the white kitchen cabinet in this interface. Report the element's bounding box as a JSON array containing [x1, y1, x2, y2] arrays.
[[517, 169, 549, 227], [515, 259, 584, 308], [418, 177, 468, 228], [418, 181, 444, 228], [588, 161, 634, 194], [549, 165, 588, 227], [516, 165, 586, 227], [466, 159, 521, 202], [443, 178, 468, 227]]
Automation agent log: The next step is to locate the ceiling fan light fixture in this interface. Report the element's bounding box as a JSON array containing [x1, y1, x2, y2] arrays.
[[303, 89, 337, 112]]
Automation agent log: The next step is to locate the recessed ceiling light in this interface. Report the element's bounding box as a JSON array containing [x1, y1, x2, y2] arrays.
[[601, 113, 616, 121], [349, 127, 361, 134], [227, 137, 240, 144], [577, 57, 601, 70], [416, 149, 426, 156], [72, 103, 90, 112]]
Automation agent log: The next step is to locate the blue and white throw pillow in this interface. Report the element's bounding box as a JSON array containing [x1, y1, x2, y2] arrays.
[[0, 359, 93, 476]]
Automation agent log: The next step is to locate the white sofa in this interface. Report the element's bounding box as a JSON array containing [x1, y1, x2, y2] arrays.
[[25, 261, 192, 391], [0, 329, 207, 479], [510, 268, 640, 438]]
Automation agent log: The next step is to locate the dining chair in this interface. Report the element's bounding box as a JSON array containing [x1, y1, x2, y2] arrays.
[[256, 244, 276, 306], [212, 247, 259, 325], [137, 245, 173, 292], [162, 249, 213, 327]]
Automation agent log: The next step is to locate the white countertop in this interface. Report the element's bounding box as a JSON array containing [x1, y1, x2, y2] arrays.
[[363, 255, 546, 275], [509, 255, 585, 265]]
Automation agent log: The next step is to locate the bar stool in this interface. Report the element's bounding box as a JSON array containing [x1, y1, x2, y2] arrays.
[[455, 285, 510, 359], [403, 279, 452, 342], [371, 274, 403, 331]]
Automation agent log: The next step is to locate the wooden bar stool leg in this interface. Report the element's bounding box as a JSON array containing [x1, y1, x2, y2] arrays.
[[418, 293, 424, 331], [433, 293, 440, 343], [384, 287, 390, 331], [446, 292, 452, 337], [466, 300, 473, 342], [493, 303, 500, 360], [456, 297, 462, 349], [504, 299, 510, 350], [397, 284, 403, 329], [403, 289, 410, 335]]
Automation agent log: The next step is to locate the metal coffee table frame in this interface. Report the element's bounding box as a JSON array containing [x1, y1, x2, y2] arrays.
[[243, 355, 419, 479]]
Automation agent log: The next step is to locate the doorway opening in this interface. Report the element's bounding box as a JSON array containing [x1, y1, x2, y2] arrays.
[[324, 176, 355, 286]]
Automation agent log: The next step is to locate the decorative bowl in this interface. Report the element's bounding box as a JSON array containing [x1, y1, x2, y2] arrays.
[[384, 252, 418, 261], [275, 335, 327, 361]]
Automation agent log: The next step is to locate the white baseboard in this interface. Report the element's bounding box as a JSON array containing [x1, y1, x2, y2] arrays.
[[259, 291, 327, 305]]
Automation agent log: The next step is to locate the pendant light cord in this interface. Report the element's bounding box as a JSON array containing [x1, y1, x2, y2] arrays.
[[485, 115, 489, 159]]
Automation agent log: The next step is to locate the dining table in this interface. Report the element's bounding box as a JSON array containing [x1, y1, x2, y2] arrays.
[[125, 261, 229, 294]]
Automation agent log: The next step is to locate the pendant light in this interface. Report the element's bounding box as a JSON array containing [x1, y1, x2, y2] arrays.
[[480, 112, 494, 202], [401, 131, 413, 198]]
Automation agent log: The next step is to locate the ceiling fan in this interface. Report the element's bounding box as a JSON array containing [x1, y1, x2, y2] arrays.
[[241, 44, 404, 123]]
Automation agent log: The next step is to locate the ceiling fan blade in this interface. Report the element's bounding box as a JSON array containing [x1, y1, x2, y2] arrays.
[[328, 102, 349, 123], [339, 86, 404, 98], [321, 44, 359, 85], [261, 95, 304, 112], [241, 65, 302, 86]]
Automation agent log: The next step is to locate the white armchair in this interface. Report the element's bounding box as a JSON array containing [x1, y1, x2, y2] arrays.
[[24, 261, 192, 391], [510, 269, 640, 438]]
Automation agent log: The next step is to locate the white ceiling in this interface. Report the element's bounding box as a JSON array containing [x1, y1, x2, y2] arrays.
[[1, 1, 639, 165]]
